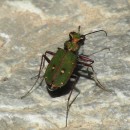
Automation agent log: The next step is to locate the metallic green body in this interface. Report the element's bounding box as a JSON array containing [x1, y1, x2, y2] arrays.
[[44, 48, 77, 88]]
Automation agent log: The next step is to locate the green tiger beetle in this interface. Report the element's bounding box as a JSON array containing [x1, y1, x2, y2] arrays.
[[21, 26, 109, 127]]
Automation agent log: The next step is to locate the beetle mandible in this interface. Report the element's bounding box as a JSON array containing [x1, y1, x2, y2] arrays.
[[21, 26, 109, 127]]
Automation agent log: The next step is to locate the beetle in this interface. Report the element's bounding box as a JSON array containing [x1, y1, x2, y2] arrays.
[[21, 26, 109, 127]]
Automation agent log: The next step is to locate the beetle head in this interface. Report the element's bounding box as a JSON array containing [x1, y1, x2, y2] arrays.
[[69, 26, 86, 45], [65, 26, 107, 53], [69, 32, 85, 44], [69, 31, 80, 40]]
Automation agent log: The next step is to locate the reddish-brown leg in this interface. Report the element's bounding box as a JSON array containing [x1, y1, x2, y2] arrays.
[[78, 56, 107, 91], [78, 54, 94, 65], [32, 51, 55, 80], [21, 51, 55, 99]]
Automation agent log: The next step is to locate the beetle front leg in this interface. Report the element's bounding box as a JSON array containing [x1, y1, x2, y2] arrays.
[[32, 51, 55, 80], [21, 51, 55, 99], [31, 51, 55, 87], [66, 74, 80, 127]]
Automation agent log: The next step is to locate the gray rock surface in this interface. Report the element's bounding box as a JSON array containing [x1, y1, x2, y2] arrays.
[[0, 0, 130, 130]]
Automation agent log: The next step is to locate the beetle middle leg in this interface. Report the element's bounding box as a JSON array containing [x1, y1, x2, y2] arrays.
[[21, 51, 55, 99], [78, 55, 107, 90], [66, 74, 80, 127]]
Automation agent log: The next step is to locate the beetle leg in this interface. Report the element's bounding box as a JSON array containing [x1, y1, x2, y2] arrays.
[[78, 55, 94, 65], [32, 51, 55, 79], [21, 51, 55, 99], [31, 51, 55, 80], [66, 74, 80, 127], [78, 61, 108, 91], [78, 55, 95, 81], [88, 65, 111, 92], [88, 65, 107, 90]]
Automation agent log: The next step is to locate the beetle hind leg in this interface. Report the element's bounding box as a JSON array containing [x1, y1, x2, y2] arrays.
[[66, 74, 80, 127]]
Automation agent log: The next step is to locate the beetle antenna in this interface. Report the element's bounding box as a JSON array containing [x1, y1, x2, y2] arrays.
[[84, 30, 107, 37], [78, 26, 81, 33], [88, 47, 110, 56]]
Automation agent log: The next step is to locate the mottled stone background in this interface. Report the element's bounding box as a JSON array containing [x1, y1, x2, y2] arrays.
[[0, 0, 130, 130]]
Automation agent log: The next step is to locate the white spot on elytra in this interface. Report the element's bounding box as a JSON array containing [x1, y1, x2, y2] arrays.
[[61, 82, 63, 85], [61, 70, 65, 74]]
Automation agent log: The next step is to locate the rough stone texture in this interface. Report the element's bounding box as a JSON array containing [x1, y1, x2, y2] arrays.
[[0, 0, 130, 130]]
